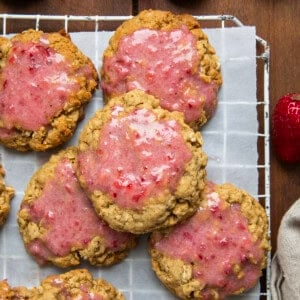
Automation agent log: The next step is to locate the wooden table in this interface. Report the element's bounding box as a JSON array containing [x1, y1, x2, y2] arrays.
[[0, 0, 299, 255]]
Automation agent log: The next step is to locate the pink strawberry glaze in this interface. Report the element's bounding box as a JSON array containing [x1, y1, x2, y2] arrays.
[[153, 186, 264, 298], [78, 285, 104, 300], [78, 107, 192, 209], [25, 156, 133, 264], [0, 127, 17, 139], [101, 26, 218, 123], [0, 38, 88, 133], [51, 279, 104, 300]]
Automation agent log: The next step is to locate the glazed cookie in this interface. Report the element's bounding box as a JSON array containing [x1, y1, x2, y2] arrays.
[[18, 147, 137, 268], [101, 9, 222, 129], [0, 29, 98, 151], [77, 90, 207, 234], [149, 182, 270, 299], [0, 164, 14, 226], [0, 269, 125, 299]]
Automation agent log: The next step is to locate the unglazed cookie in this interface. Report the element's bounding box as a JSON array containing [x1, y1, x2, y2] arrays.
[[18, 147, 137, 268], [0, 164, 14, 226], [101, 9, 222, 129], [0, 29, 98, 151], [77, 90, 207, 234], [149, 182, 270, 299], [0, 269, 124, 299], [0, 279, 14, 299]]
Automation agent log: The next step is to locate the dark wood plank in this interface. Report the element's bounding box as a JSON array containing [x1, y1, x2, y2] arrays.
[[267, 0, 300, 254], [0, 0, 133, 32], [138, 0, 300, 253]]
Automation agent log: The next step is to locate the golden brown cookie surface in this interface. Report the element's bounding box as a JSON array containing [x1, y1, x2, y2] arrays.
[[101, 9, 222, 129], [0, 269, 125, 300], [77, 90, 207, 234], [18, 147, 137, 268], [149, 182, 270, 299], [0, 164, 14, 227], [0, 29, 98, 152]]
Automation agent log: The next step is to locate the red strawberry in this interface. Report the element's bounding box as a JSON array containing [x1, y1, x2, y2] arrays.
[[272, 93, 300, 164]]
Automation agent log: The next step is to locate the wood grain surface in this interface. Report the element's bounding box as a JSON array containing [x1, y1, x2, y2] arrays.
[[0, 0, 299, 254]]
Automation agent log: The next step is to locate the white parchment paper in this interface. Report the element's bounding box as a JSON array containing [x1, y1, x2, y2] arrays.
[[0, 27, 262, 299]]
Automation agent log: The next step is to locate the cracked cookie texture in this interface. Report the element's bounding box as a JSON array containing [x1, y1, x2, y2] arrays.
[[0, 164, 14, 227], [149, 182, 270, 299], [101, 9, 222, 129], [18, 147, 137, 268], [77, 90, 207, 234], [0, 29, 98, 151], [0, 269, 124, 300]]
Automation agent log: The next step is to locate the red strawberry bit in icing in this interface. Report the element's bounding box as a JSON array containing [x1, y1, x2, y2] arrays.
[[101, 26, 218, 123], [78, 107, 192, 209], [25, 156, 133, 264], [0, 39, 83, 131], [153, 189, 264, 298]]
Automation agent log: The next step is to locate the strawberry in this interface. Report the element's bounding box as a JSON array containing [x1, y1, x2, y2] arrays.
[[272, 93, 300, 164]]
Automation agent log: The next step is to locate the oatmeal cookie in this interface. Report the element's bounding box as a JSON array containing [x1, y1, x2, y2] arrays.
[[0, 269, 124, 299], [101, 9, 222, 129], [0, 280, 14, 299], [149, 182, 270, 299], [0, 163, 14, 226], [0, 29, 98, 151], [18, 147, 137, 268], [77, 90, 207, 234]]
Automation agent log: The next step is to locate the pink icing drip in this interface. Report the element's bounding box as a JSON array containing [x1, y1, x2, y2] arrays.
[[78, 107, 192, 209], [79, 284, 104, 300], [0, 40, 81, 131], [26, 156, 133, 263], [154, 189, 264, 298], [101, 26, 218, 122], [0, 127, 17, 139]]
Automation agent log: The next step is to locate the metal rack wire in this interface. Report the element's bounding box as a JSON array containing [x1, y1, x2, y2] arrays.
[[0, 13, 271, 300]]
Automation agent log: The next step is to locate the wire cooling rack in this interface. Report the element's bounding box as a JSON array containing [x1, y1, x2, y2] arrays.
[[0, 14, 270, 300]]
